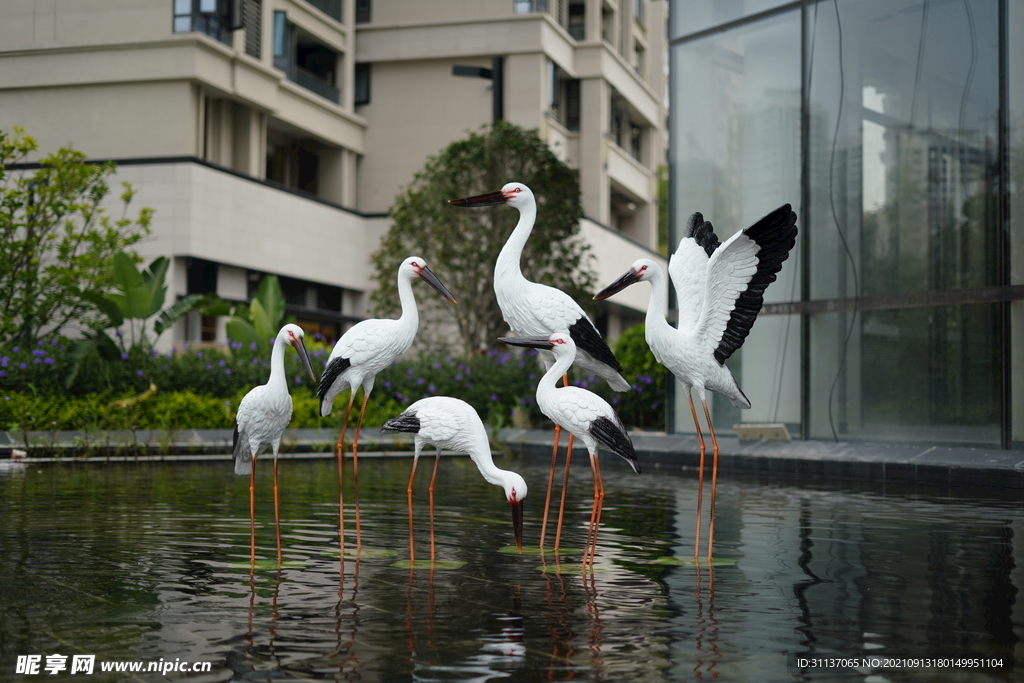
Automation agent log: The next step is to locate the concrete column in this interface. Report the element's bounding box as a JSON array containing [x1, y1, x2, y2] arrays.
[[319, 146, 344, 205], [579, 77, 610, 224], [504, 52, 546, 130]]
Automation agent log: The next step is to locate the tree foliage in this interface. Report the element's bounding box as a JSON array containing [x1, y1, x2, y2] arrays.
[[0, 127, 153, 345], [370, 121, 595, 355]]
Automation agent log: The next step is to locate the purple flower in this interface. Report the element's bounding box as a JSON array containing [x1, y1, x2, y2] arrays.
[[250, 342, 258, 352], [490, 394, 498, 402], [433, 362, 441, 369], [121, 353, 129, 360], [32, 349, 44, 357], [206, 364, 213, 370], [251, 358, 258, 365], [19, 363, 26, 369], [0, 371, 4, 377], [196, 351, 203, 358], [44, 358, 54, 365], [50, 339, 58, 345], [114, 331, 121, 338], [294, 376, 302, 384], [218, 360, 226, 367], [136, 370, 144, 376], [384, 381, 391, 388], [428, 384, 435, 393], [33, 358, 40, 364], [224, 369, 232, 375], [37, 340, 43, 346], [416, 378, 424, 385], [150, 349, 158, 356], [454, 374, 462, 381], [12, 346, 19, 352], [0, 358, 7, 367], [161, 364, 168, 370]]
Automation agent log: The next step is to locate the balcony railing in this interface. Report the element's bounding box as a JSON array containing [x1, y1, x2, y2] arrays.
[[306, 0, 342, 21], [293, 66, 340, 104]]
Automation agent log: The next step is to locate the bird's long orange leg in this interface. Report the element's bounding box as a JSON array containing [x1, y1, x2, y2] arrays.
[[553, 432, 575, 552], [583, 452, 605, 570], [428, 450, 441, 564], [351, 392, 370, 552], [249, 457, 257, 574], [337, 394, 355, 563], [273, 456, 282, 564], [703, 400, 719, 563], [539, 423, 562, 551], [689, 394, 706, 561], [406, 457, 419, 565]]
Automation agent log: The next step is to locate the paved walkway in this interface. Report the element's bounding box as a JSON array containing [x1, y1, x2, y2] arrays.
[[3, 427, 1023, 490]]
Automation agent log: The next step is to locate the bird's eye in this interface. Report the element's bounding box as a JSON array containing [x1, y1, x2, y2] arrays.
[[513, 187, 522, 193]]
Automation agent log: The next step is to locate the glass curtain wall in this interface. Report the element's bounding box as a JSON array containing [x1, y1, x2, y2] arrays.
[[805, 0, 1001, 444], [671, 0, 1012, 446], [670, 9, 802, 436]]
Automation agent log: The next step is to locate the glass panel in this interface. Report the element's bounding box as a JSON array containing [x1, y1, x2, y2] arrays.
[[806, 0, 1000, 301], [670, 0, 791, 40], [669, 9, 801, 435], [174, 0, 191, 15], [200, 0, 217, 13], [809, 305, 1000, 444], [173, 16, 192, 32], [1011, 2, 1024, 442]]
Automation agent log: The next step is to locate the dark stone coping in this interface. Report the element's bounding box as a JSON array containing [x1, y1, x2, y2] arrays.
[[3, 428, 1024, 490]]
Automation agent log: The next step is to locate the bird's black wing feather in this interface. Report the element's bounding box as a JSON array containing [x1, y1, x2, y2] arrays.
[[714, 204, 798, 365], [381, 411, 421, 434], [317, 355, 351, 410], [683, 212, 721, 258], [589, 415, 640, 474], [568, 318, 623, 374]]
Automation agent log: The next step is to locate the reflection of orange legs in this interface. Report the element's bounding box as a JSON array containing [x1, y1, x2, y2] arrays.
[[428, 450, 440, 563], [689, 394, 706, 561], [273, 456, 282, 564], [406, 455, 419, 565], [538, 424, 561, 551], [336, 394, 355, 565], [583, 453, 604, 569], [249, 458, 257, 574], [703, 401, 719, 562], [553, 432, 575, 551], [352, 392, 370, 551]]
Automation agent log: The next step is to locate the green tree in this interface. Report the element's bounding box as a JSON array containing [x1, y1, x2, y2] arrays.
[[370, 121, 595, 355], [203, 273, 288, 352], [0, 127, 152, 345]]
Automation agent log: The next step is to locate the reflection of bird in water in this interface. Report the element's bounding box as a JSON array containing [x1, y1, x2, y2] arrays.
[[382, 396, 527, 562], [500, 333, 639, 569], [595, 205, 797, 561], [693, 565, 720, 679], [318, 256, 457, 556], [233, 323, 316, 568]]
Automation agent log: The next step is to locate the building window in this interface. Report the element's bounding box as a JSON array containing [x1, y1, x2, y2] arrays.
[[173, 0, 236, 45], [634, 0, 645, 26], [273, 11, 340, 104], [354, 63, 370, 105], [266, 128, 321, 196], [567, 2, 585, 39], [355, 0, 371, 23], [550, 62, 580, 132], [513, 0, 548, 14]]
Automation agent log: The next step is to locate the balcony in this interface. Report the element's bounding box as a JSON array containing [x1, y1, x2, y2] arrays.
[[294, 66, 340, 104], [306, 0, 342, 22]]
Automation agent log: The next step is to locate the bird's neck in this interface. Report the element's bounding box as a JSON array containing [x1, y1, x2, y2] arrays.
[[495, 203, 536, 286], [538, 348, 574, 393], [645, 268, 673, 336], [396, 272, 419, 329], [469, 435, 512, 489], [268, 333, 288, 388]]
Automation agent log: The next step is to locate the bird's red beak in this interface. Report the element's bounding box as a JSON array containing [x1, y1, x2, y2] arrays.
[[593, 268, 642, 301], [448, 189, 508, 207], [510, 498, 524, 554]]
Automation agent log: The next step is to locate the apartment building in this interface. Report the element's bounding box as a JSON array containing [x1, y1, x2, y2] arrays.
[[0, 0, 666, 347]]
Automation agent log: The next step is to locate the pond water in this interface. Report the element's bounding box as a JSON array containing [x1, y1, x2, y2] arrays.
[[0, 454, 1020, 682]]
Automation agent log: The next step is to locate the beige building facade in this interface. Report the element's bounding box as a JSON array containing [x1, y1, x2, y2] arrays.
[[0, 0, 665, 347]]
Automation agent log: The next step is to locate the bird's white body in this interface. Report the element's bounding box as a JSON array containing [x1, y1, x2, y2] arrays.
[[640, 259, 749, 408], [319, 257, 447, 416], [393, 396, 527, 502], [527, 335, 638, 472], [233, 325, 302, 475], [491, 184, 629, 391]]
